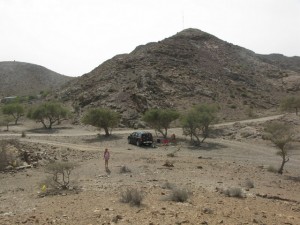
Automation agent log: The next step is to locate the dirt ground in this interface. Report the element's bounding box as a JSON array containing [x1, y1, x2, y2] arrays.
[[0, 115, 299, 225]]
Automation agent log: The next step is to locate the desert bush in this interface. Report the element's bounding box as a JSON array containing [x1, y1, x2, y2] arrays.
[[167, 152, 175, 157], [163, 160, 174, 167], [21, 131, 26, 138], [168, 188, 189, 202], [224, 187, 244, 198], [120, 188, 144, 206], [267, 165, 278, 173], [0, 149, 12, 170], [244, 179, 254, 189], [0, 140, 20, 171], [44, 161, 76, 190], [119, 165, 131, 174], [162, 181, 176, 190]]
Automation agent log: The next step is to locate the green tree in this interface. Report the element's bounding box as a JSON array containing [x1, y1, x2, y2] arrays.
[[27, 102, 70, 129], [0, 115, 14, 131], [280, 96, 300, 115], [2, 103, 25, 125], [142, 109, 180, 138], [181, 104, 218, 145], [81, 108, 120, 136], [264, 122, 293, 174]]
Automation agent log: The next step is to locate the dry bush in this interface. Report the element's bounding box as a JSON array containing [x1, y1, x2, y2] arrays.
[[0, 140, 20, 171], [223, 187, 244, 198], [162, 181, 176, 190], [168, 188, 189, 202], [163, 160, 174, 167], [244, 179, 254, 189], [267, 165, 278, 173], [0, 149, 12, 170], [21, 131, 26, 138], [119, 165, 131, 174], [166, 152, 176, 157], [120, 188, 144, 206], [44, 161, 76, 190]]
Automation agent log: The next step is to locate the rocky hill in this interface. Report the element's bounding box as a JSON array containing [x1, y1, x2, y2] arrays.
[[0, 61, 73, 97], [59, 28, 300, 126]]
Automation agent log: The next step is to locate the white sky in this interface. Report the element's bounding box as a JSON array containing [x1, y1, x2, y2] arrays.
[[0, 0, 299, 77]]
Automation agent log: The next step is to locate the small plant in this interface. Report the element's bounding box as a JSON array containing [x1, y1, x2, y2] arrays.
[[45, 161, 76, 190], [169, 188, 189, 202], [223, 187, 244, 198], [0, 140, 19, 171], [163, 160, 174, 167], [119, 165, 131, 174], [244, 179, 254, 189], [167, 144, 182, 157], [167, 152, 175, 157], [120, 188, 143, 206], [21, 131, 26, 138], [162, 181, 176, 190], [267, 165, 278, 173]]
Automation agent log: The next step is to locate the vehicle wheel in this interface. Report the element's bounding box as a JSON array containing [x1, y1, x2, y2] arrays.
[[136, 140, 140, 146], [128, 139, 131, 144]]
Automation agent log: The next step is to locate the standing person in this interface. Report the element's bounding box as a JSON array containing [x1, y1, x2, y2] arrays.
[[103, 148, 110, 171]]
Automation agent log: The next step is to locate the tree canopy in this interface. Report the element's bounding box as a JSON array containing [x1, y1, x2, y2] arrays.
[[181, 104, 218, 145], [27, 102, 70, 129], [2, 103, 25, 125], [142, 108, 180, 138], [81, 108, 120, 136]]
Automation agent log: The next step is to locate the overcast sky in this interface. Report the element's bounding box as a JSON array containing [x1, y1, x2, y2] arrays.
[[1, 0, 299, 77]]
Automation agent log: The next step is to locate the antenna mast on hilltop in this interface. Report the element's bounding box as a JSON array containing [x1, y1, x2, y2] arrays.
[[182, 10, 185, 30]]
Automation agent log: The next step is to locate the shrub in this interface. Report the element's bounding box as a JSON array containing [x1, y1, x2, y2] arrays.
[[162, 181, 176, 190], [267, 165, 278, 173], [224, 187, 244, 198], [0, 149, 11, 171], [21, 131, 26, 138], [120, 188, 143, 206], [119, 165, 131, 174], [0, 140, 19, 171], [244, 179, 254, 189], [168, 188, 189, 202], [44, 161, 76, 190], [163, 160, 174, 167]]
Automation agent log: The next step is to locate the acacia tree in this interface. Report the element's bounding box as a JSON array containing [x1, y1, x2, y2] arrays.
[[0, 115, 14, 131], [264, 122, 293, 174], [27, 102, 70, 129], [181, 104, 218, 145], [81, 108, 120, 136], [142, 108, 180, 138], [280, 96, 300, 115], [2, 103, 25, 125]]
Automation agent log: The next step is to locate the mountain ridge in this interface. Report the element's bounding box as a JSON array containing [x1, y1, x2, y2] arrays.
[[58, 28, 300, 126], [0, 61, 73, 97]]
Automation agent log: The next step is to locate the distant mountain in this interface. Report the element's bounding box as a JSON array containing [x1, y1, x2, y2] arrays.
[[0, 61, 73, 97], [58, 28, 300, 126]]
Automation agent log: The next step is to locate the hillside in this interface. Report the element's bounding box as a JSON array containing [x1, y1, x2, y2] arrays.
[[59, 28, 300, 126], [0, 61, 73, 97]]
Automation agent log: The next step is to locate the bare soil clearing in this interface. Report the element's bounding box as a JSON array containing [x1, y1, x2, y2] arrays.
[[0, 116, 299, 225]]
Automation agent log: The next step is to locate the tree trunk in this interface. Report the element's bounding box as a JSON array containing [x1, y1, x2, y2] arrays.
[[104, 127, 110, 136], [278, 155, 289, 174]]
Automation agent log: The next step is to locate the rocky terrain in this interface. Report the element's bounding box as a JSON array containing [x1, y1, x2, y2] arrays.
[[0, 114, 299, 225], [0, 61, 73, 97], [58, 28, 300, 126]]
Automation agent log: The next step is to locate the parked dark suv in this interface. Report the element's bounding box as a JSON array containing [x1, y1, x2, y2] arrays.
[[128, 131, 153, 146]]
